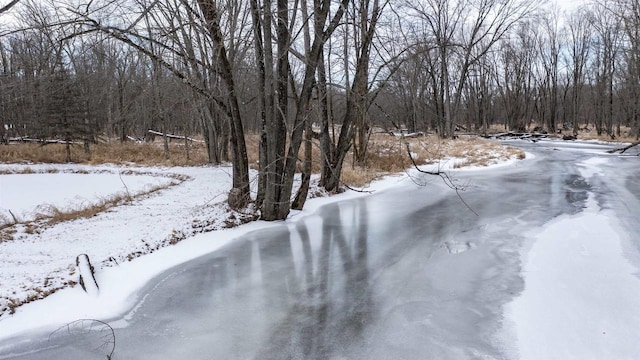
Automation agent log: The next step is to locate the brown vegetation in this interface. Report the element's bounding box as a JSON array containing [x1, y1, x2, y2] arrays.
[[0, 134, 520, 239], [342, 135, 523, 186], [0, 134, 523, 317], [1, 134, 523, 189], [574, 126, 637, 143], [0, 141, 210, 166]]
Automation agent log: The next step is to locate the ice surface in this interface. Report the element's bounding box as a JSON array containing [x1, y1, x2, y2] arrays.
[[502, 155, 640, 360], [504, 195, 640, 359]]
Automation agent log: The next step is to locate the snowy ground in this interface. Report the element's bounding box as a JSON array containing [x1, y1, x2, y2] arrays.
[[0, 163, 253, 321], [0, 170, 174, 224]]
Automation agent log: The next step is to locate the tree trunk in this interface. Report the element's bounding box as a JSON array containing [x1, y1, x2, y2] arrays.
[[198, 0, 251, 209], [321, 0, 381, 191], [261, 0, 289, 221], [318, 48, 335, 187], [292, 0, 314, 211], [291, 123, 312, 210]]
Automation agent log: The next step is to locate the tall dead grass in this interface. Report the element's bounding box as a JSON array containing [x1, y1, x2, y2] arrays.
[[0, 141, 210, 166], [339, 135, 523, 186], [33, 195, 130, 224], [1, 133, 523, 188], [575, 126, 638, 143]]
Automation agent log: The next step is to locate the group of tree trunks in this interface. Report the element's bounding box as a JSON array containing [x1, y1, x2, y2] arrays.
[[2, 0, 640, 220]]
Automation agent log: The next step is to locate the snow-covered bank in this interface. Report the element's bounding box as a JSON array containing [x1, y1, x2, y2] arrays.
[[0, 164, 231, 324], [501, 156, 640, 360]]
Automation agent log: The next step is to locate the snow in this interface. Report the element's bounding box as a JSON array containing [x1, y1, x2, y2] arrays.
[[0, 164, 239, 327], [0, 219, 277, 342], [502, 156, 640, 360], [1, 170, 173, 223]]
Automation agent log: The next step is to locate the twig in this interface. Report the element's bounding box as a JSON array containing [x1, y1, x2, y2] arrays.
[[402, 137, 479, 216], [340, 183, 376, 194], [7, 210, 19, 224], [49, 319, 115, 360], [118, 170, 132, 202], [0, 0, 20, 14]]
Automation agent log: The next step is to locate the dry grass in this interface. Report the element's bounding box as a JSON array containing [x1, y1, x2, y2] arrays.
[[0, 139, 194, 242], [312, 134, 523, 187], [246, 132, 523, 187], [340, 166, 387, 187], [0, 178, 184, 242], [1, 132, 523, 192], [0, 141, 210, 166], [0, 132, 525, 316], [34, 194, 132, 224], [574, 126, 638, 143], [0, 133, 522, 239], [3, 285, 64, 316], [245, 134, 261, 170]]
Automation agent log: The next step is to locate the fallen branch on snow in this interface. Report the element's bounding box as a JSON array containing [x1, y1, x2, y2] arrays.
[[608, 141, 640, 155]]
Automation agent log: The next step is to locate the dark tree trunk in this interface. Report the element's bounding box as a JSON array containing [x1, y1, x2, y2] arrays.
[[198, 0, 251, 209], [261, 0, 289, 221]]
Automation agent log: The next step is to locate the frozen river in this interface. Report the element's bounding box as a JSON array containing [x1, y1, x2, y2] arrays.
[[2, 140, 640, 359]]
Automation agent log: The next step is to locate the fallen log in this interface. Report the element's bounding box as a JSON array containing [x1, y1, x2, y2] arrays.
[[483, 132, 550, 140], [7, 137, 83, 145], [608, 141, 640, 154], [147, 129, 204, 143]]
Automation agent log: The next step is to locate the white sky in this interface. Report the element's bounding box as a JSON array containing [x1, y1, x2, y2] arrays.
[[554, 0, 584, 11]]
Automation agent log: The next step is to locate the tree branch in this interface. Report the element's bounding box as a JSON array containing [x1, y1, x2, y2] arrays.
[[0, 0, 20, 14], [608, 141, 640, 154], [402, 137, 478, 216]]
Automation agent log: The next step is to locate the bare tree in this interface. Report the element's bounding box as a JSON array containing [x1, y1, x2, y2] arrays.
[[611, 0, 640, 138], [197, 0, 252, 208], [319, 0, 388, 191], [494, 21, 537, 132], [537, 8, 561, 134], [565, 8, 592, 134], [248, 0, 349, 219], [588, 1, 622, 138], [407, 0, 535, 138]]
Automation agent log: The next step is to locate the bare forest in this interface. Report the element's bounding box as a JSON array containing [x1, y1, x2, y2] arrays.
[[1, 0, 640, 220]]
